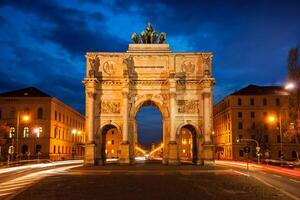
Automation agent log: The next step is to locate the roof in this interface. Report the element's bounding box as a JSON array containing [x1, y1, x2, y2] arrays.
[[230, 84, 288, 96], [0, 87, 52, 97]]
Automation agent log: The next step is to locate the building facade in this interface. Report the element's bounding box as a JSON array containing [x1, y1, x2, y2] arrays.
[[83, 23, 215, 165], [213, 85, 300, 161], [0, 87, 85, 161]]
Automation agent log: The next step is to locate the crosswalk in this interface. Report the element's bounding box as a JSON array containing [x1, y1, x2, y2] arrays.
[[0, 165, 81, 200]]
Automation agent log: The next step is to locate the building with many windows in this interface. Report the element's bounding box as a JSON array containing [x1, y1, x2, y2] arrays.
[[213, 85, 300, 161], [0, 87, 85, 161]]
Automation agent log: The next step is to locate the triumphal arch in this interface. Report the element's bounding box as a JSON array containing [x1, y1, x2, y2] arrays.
[[83, 23, 215, 165]]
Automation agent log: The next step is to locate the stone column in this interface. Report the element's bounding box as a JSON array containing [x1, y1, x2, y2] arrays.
[[202, 91, 214, 164], [168, 78, 179, 165], [120, 89, 130, 164], [84, 86, 97, 166]]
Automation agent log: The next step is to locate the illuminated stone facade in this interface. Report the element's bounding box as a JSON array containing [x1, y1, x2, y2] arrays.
[[213, 85, 300, 161], [0, 87, 85, 161], [83, 41, 215, 165]]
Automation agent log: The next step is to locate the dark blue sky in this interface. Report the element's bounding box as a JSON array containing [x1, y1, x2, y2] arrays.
[[0, 0, 299, 145]]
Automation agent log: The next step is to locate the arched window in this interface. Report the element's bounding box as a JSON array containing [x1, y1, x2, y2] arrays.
[[37, 108, 43, 119], [23, 127, 29, 138], [292, 151, 297, 160]]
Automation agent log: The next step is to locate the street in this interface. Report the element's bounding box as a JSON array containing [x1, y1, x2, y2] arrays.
[[0, 160, 299, 200]]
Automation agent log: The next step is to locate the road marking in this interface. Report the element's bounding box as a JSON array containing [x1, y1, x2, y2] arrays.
[[253, 175, 299, 200], [272, 174, 282, 178], [289, 179, 300, 184], [233, 170, 249, 177]]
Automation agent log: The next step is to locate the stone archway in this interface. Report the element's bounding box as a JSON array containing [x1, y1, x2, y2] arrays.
[[83, 23, 215, 166], [130, 99, 167, 163], [177, 124, 199, 164]]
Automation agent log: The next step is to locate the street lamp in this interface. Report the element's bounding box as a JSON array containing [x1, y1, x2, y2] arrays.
[[267, 114, 283, 165], [15, 113, 30, 160]]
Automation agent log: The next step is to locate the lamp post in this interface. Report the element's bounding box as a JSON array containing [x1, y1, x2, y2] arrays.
[[72, 129, 77, 159], [15, 112, 30, 161], [268, 114, 283, 165], [33, 127, 41, 161]]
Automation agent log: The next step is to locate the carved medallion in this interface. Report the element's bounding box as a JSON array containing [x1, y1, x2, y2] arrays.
[[177, 100, 199, 114], [181, 60, 195, 73], [100, 101, 120, 114], [103, 61, 115, 75]]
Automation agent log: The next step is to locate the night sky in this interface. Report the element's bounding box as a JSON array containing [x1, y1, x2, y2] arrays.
[[0, 0, 299, 146]]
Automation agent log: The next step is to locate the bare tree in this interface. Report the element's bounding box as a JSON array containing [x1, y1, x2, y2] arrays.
[[287, 45, 300, 144]]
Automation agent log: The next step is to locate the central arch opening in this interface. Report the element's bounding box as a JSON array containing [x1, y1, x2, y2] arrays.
[[135, 100, 163, 160]]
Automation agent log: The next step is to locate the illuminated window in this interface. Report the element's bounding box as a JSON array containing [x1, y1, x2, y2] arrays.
[[107, 140, 111, 145], [23, 127, 29, 138], [9, 127, 15, 138], [37, 108, 43, 119], [111, 149, 114, 154], [182, 139, 186, 144]]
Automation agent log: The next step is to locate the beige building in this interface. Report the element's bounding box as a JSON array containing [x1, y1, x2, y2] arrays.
[[0, 87, 85, 161], [213, 85, 300, 161], [83, 23, 215, 165]]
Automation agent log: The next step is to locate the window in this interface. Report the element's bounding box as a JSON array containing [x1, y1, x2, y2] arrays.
[[112, 130, 114, 135], [277, 135, 281, 143], [263, 98, 267, 106], [292, 151, 297, 160], [54, 145, 56, 153], [9, 127, 15, 138], [278, 150, 282, 158], [276, 98, 280, 106], [54, 127, 57, 138], [111, 140, 114, 145], [238, 112, 242, 118], [251, 112, 255, 118], [36, 145, 42, 153], [250, 98, 254, 105], [251, 122, 256, 130], [23, 127, 29, 138], [238, 98, 242, 106], [238, 122, 243, 129], [263, 135, 269, 143], [239, 150, 244, 157], [9, 107, 16, 118], [37, 108, 43, 119]]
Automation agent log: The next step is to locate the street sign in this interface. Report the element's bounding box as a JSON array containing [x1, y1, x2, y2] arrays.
[[244, 146, 250, 153]]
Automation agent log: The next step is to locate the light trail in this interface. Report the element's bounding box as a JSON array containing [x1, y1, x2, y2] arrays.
[[149, 143, 163, 155], [0, 160, 83, 174], [0, 164, 82, 199]]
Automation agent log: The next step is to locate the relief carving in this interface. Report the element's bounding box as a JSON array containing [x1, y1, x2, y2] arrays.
[[103, 61, 115, 75], [181, 60, 195, 73], [177, 100, 199, 114], [100, 101, 120, 114]]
